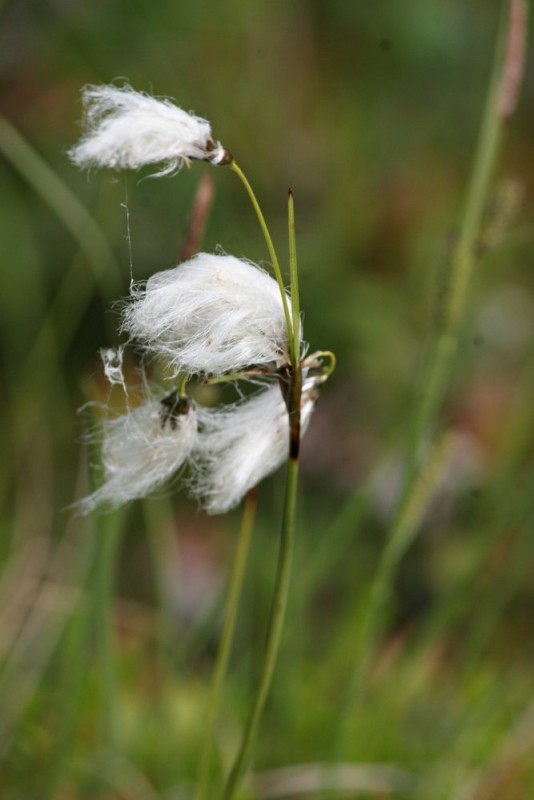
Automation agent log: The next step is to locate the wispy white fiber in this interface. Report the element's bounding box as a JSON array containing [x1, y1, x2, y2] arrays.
[[190, 385, 316, 514], [122, 253, 296, 375], [69, 84, 229, 175], [100, 346, 126, 390], [75, 396, 198, 514]]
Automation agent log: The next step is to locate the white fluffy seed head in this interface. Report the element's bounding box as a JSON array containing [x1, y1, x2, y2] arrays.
[[190, 384, 316, 514], [75, 395, 198, 514], [122, 253, 296, 375], [68, 85, 229, 175]]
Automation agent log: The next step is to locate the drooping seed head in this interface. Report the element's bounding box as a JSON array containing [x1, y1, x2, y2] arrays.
[[189, 384, 317, 514], [74, 393, 198, 514], [69, 84, 230, 175]]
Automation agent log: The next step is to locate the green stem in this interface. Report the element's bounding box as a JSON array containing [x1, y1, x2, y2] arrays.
[[311, 350, 337, 381], [286, 190, 302, 464], [178, 374, 189, 397], [287, 190, 300, 362], [230, 161, 295, 361], [207, 368, 277, 385], [222, 457, 300, 800], [196, 489, 257, 800], [336, 431, 455, 753], [221, 171, 304, 799], [410, 0, 525, 457]]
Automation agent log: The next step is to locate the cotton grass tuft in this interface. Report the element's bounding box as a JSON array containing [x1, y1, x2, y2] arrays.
[[69, 83, 329, 519], [122, 253, 297, 375], [75, 395, 198, 514], [69, 84, 230, 175], [190, 384, 317, 514]]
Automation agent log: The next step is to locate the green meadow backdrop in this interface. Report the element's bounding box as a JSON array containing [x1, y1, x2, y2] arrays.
[[0, 1, 533, 798]]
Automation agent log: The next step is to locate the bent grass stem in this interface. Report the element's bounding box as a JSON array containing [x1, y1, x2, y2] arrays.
[[230, 161, 295, 363]]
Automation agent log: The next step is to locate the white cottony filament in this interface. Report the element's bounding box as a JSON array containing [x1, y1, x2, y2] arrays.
[[76, 396, 198, 514], [191, 384, 317, 514], [68, 84, 228, 175], [100, 346, 126, 391], [122, 253, 297, 375]]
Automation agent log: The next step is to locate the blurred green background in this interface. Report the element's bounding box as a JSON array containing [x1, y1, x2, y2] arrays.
[[1, 0, 534, 798]]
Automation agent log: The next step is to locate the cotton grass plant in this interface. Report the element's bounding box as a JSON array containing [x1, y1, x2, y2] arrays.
[[69, 84, 231, 173], [67, 2, 527, 787], [0, 1, 530, 798], [70, 82, 334, 799]]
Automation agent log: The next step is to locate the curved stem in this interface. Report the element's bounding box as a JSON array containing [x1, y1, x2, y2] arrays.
[[230, 161, 295, 362], [303, 350, 337, 382], [222, 148, 304, 800], [196, 489, 257, 800]]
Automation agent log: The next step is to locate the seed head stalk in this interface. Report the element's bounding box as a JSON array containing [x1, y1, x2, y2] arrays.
[[230, 161, 295, 363], [222, 190, 303, 800], [195, 489, 257, 800], [288, 190, 301, 367]]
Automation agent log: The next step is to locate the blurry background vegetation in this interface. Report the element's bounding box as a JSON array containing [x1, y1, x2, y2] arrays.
[[1, 0, 533, 798]]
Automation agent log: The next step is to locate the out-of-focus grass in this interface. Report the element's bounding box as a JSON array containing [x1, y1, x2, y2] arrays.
[[1, 1, 533, 798]]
